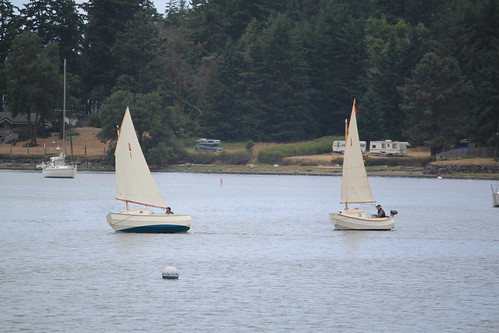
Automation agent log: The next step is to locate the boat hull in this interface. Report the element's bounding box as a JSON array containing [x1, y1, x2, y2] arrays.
[[42, 165, 77, 178], [493, 192, 499, 207], [329, 208, 394, 230], [492, 185, 499, 207], [106, 209, 192, 233]]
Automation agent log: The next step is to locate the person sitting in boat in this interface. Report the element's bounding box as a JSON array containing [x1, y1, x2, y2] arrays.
[[372, 204, 386, 218], [165, 207, 174, 214]]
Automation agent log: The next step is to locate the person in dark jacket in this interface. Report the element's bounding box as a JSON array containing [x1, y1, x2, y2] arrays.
[[372, 204, 386, 218]]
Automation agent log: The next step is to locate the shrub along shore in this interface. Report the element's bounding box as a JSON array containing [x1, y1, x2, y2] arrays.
[[1, 153, 498, 180]]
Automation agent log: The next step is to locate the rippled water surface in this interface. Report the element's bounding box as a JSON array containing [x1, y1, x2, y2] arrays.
[[1, 170, 498, 332]]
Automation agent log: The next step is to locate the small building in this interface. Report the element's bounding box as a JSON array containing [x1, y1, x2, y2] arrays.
[[332, 140, 367, 154], [0, 112, 38, 144], [0, 112, 37, 131], [194, 138, 223, 152], [369, 140, 410, 156]]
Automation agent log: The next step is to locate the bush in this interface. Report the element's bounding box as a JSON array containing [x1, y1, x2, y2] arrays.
[[330, 156, 434, 167], [14, 127, 30, 141], [147, 143, 173, 168], [364, 156, 434, 167], [331, 157, 344, 165], [245, 140, 255, 152], [88, 112, 101, 128], [219, 151, 252, 165], [257, 150, 285, 164], [186, 152, 218, 164], [257, 136, 336, 162], [171, 145, 189, 163]]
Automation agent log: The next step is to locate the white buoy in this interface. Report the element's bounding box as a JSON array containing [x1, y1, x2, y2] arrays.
[[162, 264, 179, 279]]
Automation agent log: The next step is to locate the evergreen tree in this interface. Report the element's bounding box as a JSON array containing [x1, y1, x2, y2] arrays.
[[307, 1, 367, 137], [18, 0, 84, 120], [370, 0, 445, 26], [198, 41, 249, 140], [112, 8, 162, 94], [0, 0, 20, 112], [6, 31, 60, 145], [82, 0, 156, 102], [361, 16, 430, 141], [3, 0, 498, 150], [188, 0, 281, 56], [399, 52, 473, 154], [19, 0, 83, 67], [157, 15, 214, 137], [455, 0, 499, 146], [240, 13, 317, 141]]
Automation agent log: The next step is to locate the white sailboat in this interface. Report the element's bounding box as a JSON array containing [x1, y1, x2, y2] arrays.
[[492, 184, 499, 207], [106, 107, 192, 233], [39, 152, 77, 178], [37, 59, 77, 178], [329, 99, 395, 230]]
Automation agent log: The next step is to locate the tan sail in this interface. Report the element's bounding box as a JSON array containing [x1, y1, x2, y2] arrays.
[[115, 107, 166, 208], [341, 99, 375, 205]]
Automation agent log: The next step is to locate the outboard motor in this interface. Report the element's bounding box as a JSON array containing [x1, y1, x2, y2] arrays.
[[390, 210, 398, 216]]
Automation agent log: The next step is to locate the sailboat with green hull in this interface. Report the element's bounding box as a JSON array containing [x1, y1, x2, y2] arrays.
[[106, 108, 192, 233]]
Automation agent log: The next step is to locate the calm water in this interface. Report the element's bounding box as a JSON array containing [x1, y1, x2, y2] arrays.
[[1, 170, 498, 332]]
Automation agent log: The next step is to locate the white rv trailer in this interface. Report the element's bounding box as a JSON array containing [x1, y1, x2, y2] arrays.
[[332, 140, 367, 154], [369, 140, 410, 156], [194, 139, 223, 152]]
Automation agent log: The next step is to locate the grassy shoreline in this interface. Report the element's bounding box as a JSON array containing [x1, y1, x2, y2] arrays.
[[1, 127, 497, 179], [2, 161, 498, 180]]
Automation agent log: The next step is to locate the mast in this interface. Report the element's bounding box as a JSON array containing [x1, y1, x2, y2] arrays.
[[344, 118, 348, 210], [63, 59, 66, 156]]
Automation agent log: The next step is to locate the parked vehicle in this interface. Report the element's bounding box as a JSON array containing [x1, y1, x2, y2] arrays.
[[332, 140, 366, 154], [369, 140, 410, 156], [194, 139, 224, 152]]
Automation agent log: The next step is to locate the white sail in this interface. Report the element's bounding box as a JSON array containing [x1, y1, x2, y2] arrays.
[[341, 100, 375, 204], [115, 107, 166, 208]]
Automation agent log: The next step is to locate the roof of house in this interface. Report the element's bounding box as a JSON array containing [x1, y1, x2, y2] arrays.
[[0, 112, 37, 125]]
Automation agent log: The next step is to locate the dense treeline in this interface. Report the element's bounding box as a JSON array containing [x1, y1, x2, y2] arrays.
[[1, 0, 498, 157]]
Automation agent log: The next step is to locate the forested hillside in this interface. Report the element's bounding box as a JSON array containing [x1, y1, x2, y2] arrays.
[[1, 0, 498, 156]]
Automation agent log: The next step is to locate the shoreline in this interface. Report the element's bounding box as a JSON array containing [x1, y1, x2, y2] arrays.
[[2, 127, 497, 179], [1, 162, 497, 180]]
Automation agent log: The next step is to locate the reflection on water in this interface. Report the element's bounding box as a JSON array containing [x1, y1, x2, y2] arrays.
[[1, 170, 498, 332]]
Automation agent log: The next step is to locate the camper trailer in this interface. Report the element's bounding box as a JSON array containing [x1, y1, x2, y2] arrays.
[[194, 139, 224, 152], [369, 140, 410, 156], [332, 140, 367, 154]]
